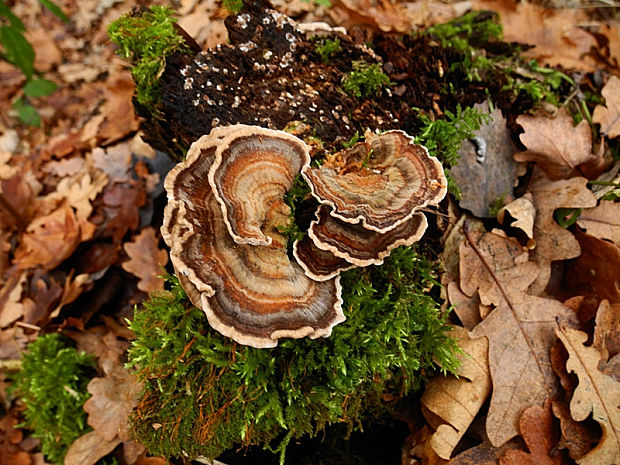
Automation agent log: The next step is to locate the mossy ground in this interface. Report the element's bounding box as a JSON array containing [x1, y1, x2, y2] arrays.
[[11, 334, 96, 465], [128, 245, 459, 463]]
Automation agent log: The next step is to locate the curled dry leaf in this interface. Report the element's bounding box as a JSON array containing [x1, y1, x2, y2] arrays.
[[461, 228, 577, 447], [515, 109, 599, 180], [122, 227, 168, 293], [593, 300, 620, 372], [555, 325, 620, 465], [497, 192, 535, 239], [577, 200, 620, 246], [528, 170, 597, 296], [499, 400, 564, 465], [421, 326, 491, 459], [593, 75, 620, 139], [452, 105, 520, 218]]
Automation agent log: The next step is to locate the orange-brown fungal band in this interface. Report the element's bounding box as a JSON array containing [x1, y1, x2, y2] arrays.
[[208, 125, 311, 247], [302, 130, 447, 233], [162, 126, 344, 348]]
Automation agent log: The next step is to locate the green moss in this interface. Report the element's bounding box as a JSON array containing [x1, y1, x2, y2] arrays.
[[128, 246, 459, 463], [222, 0, 244, 14], [342, 61, 391, 99], [314, 37, 341, 63], [107, 6, 189, 109], [11, 334, 96, 465], [278, 174, 312, 244]]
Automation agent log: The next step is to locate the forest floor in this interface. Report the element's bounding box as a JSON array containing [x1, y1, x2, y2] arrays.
[[0, 1, 619, 465]]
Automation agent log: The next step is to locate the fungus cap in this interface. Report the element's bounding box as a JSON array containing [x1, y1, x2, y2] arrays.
[[307, 204, 428, 267], [302, 130, 447, 233], [293, 235, 354, 281], [208, 125, 311, 247], [162, 127, 344, 348]]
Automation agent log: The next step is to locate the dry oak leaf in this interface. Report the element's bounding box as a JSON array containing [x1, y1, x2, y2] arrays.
[[498, 192, 536, 239], [56, 172, 108, 222], [556, 325, 620, 465], [421, 326, 491, 459], [564, 228, 620, 304], [0, 272, 27, 328], [13, 202, 80, 270], [64, 431, 121, 465], [515, 108, 597, 180], [452, 105, 521, 217], [84, 368, 142, 442], [577, 200, 620, 246], [593, 76, 620, 139], [473, 0, 598, 71], [593, 300, 620, 370], [499, 400, 564, 465], [528, 170, 597, 296], [552, 399, 600, 461], [462, 229, 578, 447], [329, 0, 412, 33], [122, 227, 168, 293]]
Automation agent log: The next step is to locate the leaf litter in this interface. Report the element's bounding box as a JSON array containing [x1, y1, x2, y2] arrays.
[[0, 1, 619, 465]]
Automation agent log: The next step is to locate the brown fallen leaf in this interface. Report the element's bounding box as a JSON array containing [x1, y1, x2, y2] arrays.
[[473, 0, 599, 71], [0, 272, 27, 328], [56, 172, 108, 222], [556, 325, 620, 465], [499, 400, 564, 465], [97, 72, 140, 145], [593, 75, 620, 139], [497, 192, 535, 240], [84, 368, 142, 442], [421, 326, 491, 459], [0, 412, 32, 465], [452, 105, 520, 218], [564, 228, 620, 304], [577, 200, 620, 246], [528, 170, 597, 296], [515, 109, 599, 180], [122, 227, 168, 293], [13, 202, 81, 270], [593, 300, 620, 371], [446, 281, 484, 330], [462, 228, 577, 447], [448, 432, 524, 465], [329, 0, 412, 32], [552, 399, 600, 461], [64, 431, 121, 465]]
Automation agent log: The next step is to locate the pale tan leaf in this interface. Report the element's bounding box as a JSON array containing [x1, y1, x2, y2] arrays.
[[593, 76, 620, 139], [64, 431, 121, 465], [498, 193, 535, 239], [462, 229, 577, 446], [528, 170, 597, 295], [56, 172, 108, 222], [577, 200, 620, 246], [515, 109, 595, 180], [556, 325, 620, 465], [593, 300, 620, 366], [422, 326, 491, 459], [0, 272, 27, 328]]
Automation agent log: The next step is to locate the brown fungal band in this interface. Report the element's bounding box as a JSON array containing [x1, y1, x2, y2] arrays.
[[162, 126, 344, 348], [302, 130, 447, 233], [307, 205, 428, 267], [208, 125, 311, 247], [293, 235, 354, 281]]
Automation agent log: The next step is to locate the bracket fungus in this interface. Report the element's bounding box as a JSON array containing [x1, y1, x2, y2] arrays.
[[162, 125, 344, 348], [302, 130, 447, 233], [163, 125, 447, 348]]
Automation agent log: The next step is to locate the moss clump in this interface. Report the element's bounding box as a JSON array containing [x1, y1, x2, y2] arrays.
[[108, 6, 189, 109], [314, 37, 341, 63], [128, 246, 459, 463], [12, 334, 96, 465], [342, 61, 391, 99]]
